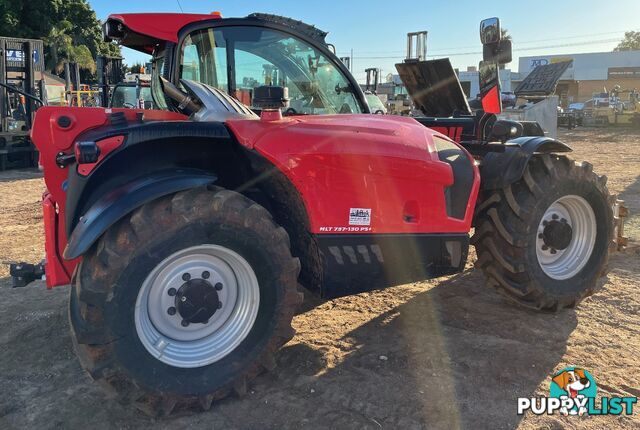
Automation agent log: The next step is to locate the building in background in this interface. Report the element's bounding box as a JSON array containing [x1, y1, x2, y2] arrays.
[[357, 50, 640, 110], [514, 50, 640, 106]]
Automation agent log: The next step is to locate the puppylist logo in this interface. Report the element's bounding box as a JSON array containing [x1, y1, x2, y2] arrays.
[[518, 367, 637, 416]]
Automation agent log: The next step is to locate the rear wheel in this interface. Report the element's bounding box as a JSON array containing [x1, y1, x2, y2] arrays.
[[472, 154, 614, 310], [69, 186, 302, 415]]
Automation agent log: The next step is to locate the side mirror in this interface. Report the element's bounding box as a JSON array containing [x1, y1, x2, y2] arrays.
[[483, 39, 512, 64], [480, 17, 501, 45]]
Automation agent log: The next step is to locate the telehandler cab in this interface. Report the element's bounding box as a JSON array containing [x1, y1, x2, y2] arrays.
[[27, 12, 617, 415]]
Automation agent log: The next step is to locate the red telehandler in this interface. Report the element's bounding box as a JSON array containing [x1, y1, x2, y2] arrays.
[[21, 12, 619, 415]]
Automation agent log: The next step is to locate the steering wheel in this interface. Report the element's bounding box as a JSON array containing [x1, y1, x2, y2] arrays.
[[284, 107, 298, 116], [122, 102, 136, 109]]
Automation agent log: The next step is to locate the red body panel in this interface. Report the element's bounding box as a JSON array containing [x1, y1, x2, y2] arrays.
[[33, 107, 479, 287], [482, 86, 502, 114], [76, 135, 126, 176], [227, 114, 480, 235], [31, 107, 187, 287], [42, 192, 78, 287]]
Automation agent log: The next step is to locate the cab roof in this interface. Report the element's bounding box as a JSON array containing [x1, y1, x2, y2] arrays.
[[104, 12, 329, 54], [104, 13, 218, 53]]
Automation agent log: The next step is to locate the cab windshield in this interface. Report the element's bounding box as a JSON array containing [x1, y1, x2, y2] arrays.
[[111, 84, 153, 109], [177, 26, 363, 115]]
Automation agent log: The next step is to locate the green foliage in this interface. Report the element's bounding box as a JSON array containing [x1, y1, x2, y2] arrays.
[[73, 45, 96, 73], [614, 31, 640, 51], [0, 0, 57, 39], [0, 0, 121, 78]]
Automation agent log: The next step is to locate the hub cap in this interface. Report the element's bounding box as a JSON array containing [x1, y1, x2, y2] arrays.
[[535, 195, 597, 280], [135, 245, 260, 368]]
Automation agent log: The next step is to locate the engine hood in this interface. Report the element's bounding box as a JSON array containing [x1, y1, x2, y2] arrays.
[[226, 113, 479, 237], [226, 114, 449, 158]]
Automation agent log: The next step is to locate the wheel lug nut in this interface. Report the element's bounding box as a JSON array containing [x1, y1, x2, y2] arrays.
[[542, 245, 549, 251], [561, 218, 567, 223], [168, 288, 177, 297], [543, 220, 548, 226], [218, 302, 223, 309], [182, 273, 191, 281], [181, 320, 190, 327], [215, 282, 223, 291], [538, 233, 543, 239], [552, 214, 559, 220], [167, 307, 176, 315], [550, 249, 557, 254], [202, 271, 210, 279]]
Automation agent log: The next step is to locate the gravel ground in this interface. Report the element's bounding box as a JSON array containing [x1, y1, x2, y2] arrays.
[[0, 127, 638, 430]]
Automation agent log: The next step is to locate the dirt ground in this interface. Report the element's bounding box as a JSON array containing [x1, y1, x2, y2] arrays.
[[0, 128, 639, 430]]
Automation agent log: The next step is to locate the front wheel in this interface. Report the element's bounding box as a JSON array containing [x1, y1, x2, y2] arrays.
[[472, 154, 614, 311], [69, 186, 302, 415]]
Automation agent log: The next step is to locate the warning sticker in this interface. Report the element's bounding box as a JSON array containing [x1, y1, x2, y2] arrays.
[[349, 208, 371, 226]]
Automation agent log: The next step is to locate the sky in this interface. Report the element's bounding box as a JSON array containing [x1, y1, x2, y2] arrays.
[[89, 0, 640, 83]]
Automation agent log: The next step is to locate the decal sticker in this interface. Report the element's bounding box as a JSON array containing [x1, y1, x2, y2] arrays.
[[349, 208, 371, 226], [319, 226, 372, 233]]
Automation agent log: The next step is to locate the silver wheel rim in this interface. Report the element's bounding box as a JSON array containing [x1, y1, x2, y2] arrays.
[[535, 195, 597, 280], [135, 245, 260, 368]]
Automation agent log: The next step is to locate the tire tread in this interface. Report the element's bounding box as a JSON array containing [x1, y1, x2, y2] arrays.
[[472, 154, 613, 311], [69, 186, 301, 416]]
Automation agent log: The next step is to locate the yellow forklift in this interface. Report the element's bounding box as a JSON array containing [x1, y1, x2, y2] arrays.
[[593, 85, 640, 127]]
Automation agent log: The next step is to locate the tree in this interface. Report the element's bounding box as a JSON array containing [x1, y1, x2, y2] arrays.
[[499, 28, 512, 68], [0, 0, 121, 79], [44, 21, 96, 74], [0, 0, 57, 39], [614, 31, 640, 51], [57, 0, 121, 60]]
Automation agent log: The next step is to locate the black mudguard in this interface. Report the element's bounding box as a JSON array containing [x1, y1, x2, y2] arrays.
[[64, 170, 217, 259], [64, 120, 231, 238], [480, 136, 572, 190]]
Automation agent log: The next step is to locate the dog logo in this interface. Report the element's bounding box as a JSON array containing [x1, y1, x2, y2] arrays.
[[518, 367, 637, 416], [550, 367, 596, 416]]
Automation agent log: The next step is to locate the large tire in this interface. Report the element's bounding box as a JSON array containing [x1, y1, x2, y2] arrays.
[[472, 154, 614, 311], [69, 186, 302, 415]]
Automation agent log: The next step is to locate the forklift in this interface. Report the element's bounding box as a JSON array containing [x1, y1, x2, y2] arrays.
[[0, 37, 45, 170], [97, 56, 159, 110], [364, 67, 387, 114], [592, 85, 640, 127]]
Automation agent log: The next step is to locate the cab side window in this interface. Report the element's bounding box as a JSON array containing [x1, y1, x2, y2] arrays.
[[180, 29, 228, 92]]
